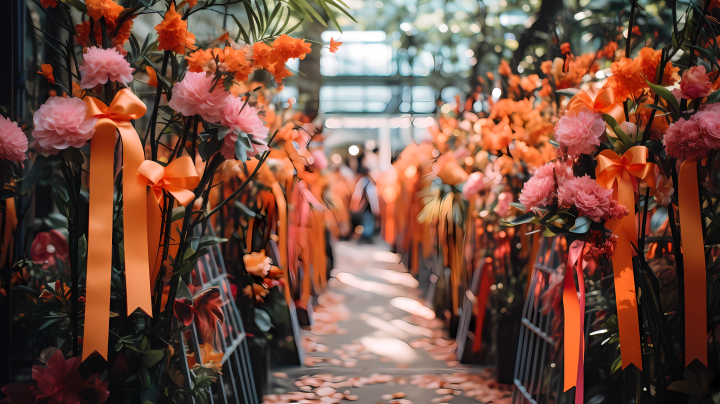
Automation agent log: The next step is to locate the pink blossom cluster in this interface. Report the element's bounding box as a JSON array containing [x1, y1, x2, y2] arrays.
[[0, 116, 28, 162], [665, 103, 720, 160], [518, 160, 573, 210], [553, 109, 605, 157], [219, 96, 269, 160], [520, 164, 629, 223], [557, 175, 628, 222], [671, 66, 712, 100], [33, 97, 97, 153], [79, 47, 133, 89]]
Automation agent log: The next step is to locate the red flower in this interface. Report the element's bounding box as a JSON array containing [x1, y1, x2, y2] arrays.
[[31, 350, 109, 404], [1, 383, 38, 404], [174, 287, 225, 347], [31, 230, 68, 269]]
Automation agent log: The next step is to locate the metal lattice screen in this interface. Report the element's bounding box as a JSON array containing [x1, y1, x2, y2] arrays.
[[179, 226, 260, 404], [512, 236, 569, 404]]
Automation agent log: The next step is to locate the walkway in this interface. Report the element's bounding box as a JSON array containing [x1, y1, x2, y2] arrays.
[[263, 240, 512, 404]]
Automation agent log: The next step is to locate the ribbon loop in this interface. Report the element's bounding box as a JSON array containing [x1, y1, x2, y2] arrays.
[[83, 90, 151, 361], [567, 87, 625, 124], [138, 157, 200, 207]]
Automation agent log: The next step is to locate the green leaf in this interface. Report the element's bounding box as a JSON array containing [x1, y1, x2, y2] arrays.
[[610, 355, 622, 374], [176, 279, 193, 301], [650, 207, 668, 233], [602, 113, 633, 148], [138, 366, 152, 388], [141, 350, 165, 368], [21, 155, 51, 195], [254, 308, 273, 332], [706, 91, 720, 104], [501, 211, 535, 227], [234, 201, 256, 218], [62, 0, 88, 13], [509, 202, 527, 212], [570, 216, 590, 234], [556, 88, 580, 98], [646, 79, 680, 114], [197, 236, 228, 250]]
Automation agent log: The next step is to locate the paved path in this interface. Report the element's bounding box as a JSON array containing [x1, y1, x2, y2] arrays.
[[263, 240, 511, 404]]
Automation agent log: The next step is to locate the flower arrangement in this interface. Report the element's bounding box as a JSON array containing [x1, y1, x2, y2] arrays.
[[0, 0, 351, 401]]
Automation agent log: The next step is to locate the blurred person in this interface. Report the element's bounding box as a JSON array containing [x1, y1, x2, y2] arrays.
[[350, 165, 379, 244]]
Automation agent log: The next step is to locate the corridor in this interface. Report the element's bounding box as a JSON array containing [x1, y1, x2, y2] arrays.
[[263, 241, 511, 404]]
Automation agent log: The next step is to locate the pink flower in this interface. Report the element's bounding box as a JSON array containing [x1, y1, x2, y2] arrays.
[[31, 230, 68, 269], [664, 116, 708, 161], [32, 349, 109, 404], [519, 166, 556, 210], [494, 191, 513, 218], [558, 175, 614, 222], [553, 109, 604, 157], [169, 71, 230, 123], [32, 97, 97, 153], [220, 97, 269, 138], [462, 171, 484, 199], [311, 150, 328, 169], [695, 103, 720, 149], [519, 160, 576, 211], [218, 97, 269, 159], [0, 116, 28, 162], [671, 66, 712, 100], [79, 47, 133, 89]]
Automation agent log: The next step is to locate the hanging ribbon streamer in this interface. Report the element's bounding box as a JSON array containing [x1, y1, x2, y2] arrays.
[[595, 145, 656, 371], [678, 159, 708, 367], [472, 259, 493, 353], [524, 232, 541, 299], [138, 156, 200, 289], [563, 240, 586, 404], [566, 87, 625, 124], [83, 90, 152, 361], [1, 198, 17, 268]]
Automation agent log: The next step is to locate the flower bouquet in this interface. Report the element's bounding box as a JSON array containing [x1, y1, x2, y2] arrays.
[[0, 0, 353, 402]]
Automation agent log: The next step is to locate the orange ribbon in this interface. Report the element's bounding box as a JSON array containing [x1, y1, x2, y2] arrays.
[[84, 90, 151, 361], [563, 240, 586, 403], [138, 156, 200, 290], [595, 145, 656, 371], [678, 159, 708, 367], [567, 87, 625, 123], [472, 259, 493, 353]]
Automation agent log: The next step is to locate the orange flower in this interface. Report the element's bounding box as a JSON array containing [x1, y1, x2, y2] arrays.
[[329, 37, 343, 53], [252, 42, 277, 73], [86, 0, 123, 23], [38, 64, 55, 84], [75, 17, 135, 54], [218, 47, 254, 82], [271, 34, 312, 61], [540, 60, 552, 75], [498, 59, 511, 77], [486, 71, 495, 81], [186, 48, 217, 74], [597, 41, 618, 59], [538, 78, 552, 97], [155, 3, 197, 53], [272, 66, 294, 84], [560, 42, 571, 55], [520, 74, 539, 94], [631, 25, 641, 36], [145, 66, 158, 87], [635, 47, 677, 86], [40, 0, 57, 7], [603, 57, 645, 100]]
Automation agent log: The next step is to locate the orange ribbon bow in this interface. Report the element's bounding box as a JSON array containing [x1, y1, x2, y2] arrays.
[[138, 157, 200, 291], [595, 146, 656, 371], [567, 87, 625, 124], [678, 159, 708, 367], [83, 90, 152, 361]]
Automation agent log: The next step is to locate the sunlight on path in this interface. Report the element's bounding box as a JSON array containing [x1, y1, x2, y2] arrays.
[[263, 241, 512, 404]]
